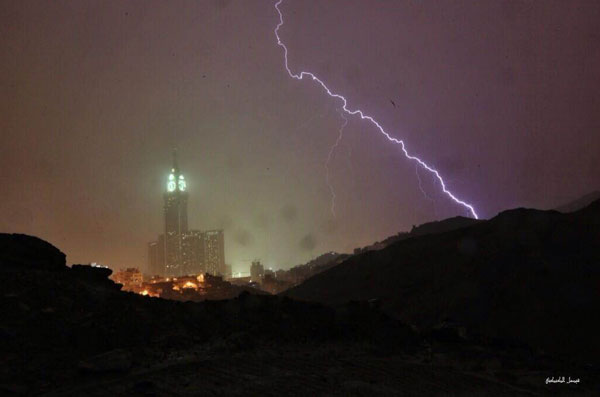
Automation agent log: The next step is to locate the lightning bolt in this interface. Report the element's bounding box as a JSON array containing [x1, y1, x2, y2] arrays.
[[415, 164, 438, 218], [415, 164, 434, 202], [325, 110, 349, 218], [274, 0, 479, 219]]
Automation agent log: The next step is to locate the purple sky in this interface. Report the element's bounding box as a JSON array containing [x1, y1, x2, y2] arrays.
[[1, 0, 599, 273]]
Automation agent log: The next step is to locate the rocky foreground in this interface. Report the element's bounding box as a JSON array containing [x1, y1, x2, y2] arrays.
[[0, 232, 597, 395]]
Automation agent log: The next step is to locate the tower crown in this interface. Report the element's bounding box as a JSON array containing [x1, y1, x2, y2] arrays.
[[167, 149, 186, 192]]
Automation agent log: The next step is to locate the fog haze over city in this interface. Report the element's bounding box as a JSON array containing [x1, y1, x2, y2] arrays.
[[2, 0, 599, 274]]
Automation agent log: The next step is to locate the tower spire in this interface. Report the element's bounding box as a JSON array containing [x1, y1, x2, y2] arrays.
[[172, 148, 179, 173]]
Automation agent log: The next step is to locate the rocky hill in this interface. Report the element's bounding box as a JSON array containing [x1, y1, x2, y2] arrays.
[[1, 223, 597, 394], [355, 216, 481, 253], [284, 200, 600, 363], [555, 190, 600, 213], [0, 233, 416, 394]]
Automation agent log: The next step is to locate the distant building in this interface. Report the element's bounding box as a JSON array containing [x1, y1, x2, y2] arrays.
[[260, 273, 292, 295], [112, 268, 143, 290], [204, 230, 225, 276], [250, 260, 264, 281], [147, 151, 225, 277], [138, 273, 257, 301], [148, 234, 167, 276], [148, 241, 158, 275], [148, 240, 159, 276], [88, 262, 109, 269], [157, 234, 165, 272], [182, 230, 205, 275], [223, 264, 232, 280], [229, 276, 252, 286]]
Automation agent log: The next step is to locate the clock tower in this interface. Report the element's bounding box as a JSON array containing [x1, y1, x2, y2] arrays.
[[164, 150, 188, 276]]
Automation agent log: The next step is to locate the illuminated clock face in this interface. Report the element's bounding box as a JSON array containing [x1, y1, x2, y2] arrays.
[[178, 175, 186, 191], [167, 173, 177, 192]]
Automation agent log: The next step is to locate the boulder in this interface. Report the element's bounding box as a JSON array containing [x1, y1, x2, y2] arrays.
[[0, 233, 66, 272], [71, 264, 121, 291]]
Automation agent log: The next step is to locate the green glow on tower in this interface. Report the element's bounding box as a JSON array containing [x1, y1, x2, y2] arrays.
[[167, 150, 186, 192]]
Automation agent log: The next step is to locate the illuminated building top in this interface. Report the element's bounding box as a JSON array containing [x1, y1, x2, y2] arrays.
[[167, 150, 186, 192], [164, 150, 189, 275]]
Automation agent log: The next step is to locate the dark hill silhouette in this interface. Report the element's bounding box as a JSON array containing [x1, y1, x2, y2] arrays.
[[284, 199, 600, 362], [0, 233, 66, 272], [1, 231, 597, 393], [287, 251, 347, 278], [555, 190, 600, 213], [353, 216, 480, 255], [273, 217, 480, 287], [409, 216, 481, 237]]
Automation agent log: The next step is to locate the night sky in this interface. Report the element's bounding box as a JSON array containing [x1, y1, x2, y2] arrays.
[[1, 0, 599, 274]]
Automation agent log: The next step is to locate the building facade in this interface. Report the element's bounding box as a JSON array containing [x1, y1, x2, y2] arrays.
[[182, 230, 205, 275], [147, 234, 166, 276], [148, 241, 159, 276], [204, 230, 225, 276], [112, 267, 144, 290], [250, 260, 264, 281]]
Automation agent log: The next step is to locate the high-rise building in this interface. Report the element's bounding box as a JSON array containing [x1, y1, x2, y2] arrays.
[[204, 230, 225, 276], [147, 152, 225, 277], [164, 151, 188, 276], [157, 234, 165, 273], [147, 234, 166, 275], [182, 230, 205, 275], [148, 241, 159, 275]]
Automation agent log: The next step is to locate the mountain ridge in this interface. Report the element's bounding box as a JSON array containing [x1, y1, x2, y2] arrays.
[[554, 190, 600, 213], [283, 199, 600, 362]]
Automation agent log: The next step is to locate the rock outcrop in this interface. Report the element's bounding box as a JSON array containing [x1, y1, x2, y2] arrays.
[[0, 233, 66, 272]]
